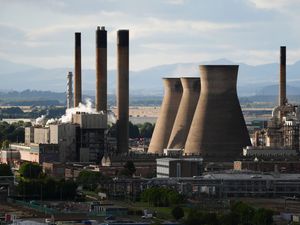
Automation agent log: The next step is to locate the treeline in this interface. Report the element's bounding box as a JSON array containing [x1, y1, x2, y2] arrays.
[[0, 121, 30, 147], [16, 162, 77, 200], [108, 122, 154, 139], [184, 201, 273, 225], [0, 106, 65, 119], [141, 187, 184, 207]]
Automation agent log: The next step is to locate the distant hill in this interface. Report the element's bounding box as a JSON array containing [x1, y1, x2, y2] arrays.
[[1, 58, 300, 97]]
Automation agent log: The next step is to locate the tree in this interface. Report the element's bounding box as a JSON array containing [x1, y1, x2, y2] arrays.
[[129, 122, 140, 138], [141, 187, 184, 207], [252, 208, 273, 225], [2, 140, 9, 149], [19, 162, 42, 179], [140, 122, 155, 138], [231, 201, 255, 225], [218, 212, 239, 225], [0, 164, 13, 176], [172, 206, 184, 220], [124, 161, 136, 175], [77, 170, 101, 190], [119, 161, 136, 177]]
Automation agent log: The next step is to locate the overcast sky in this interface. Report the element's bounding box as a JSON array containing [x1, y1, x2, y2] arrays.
[[0, 0, 300, 70]]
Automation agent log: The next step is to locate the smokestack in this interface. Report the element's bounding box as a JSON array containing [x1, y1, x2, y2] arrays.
[[117, 30, 129, 154], [67, 71, 73, 109], [96, 26, 107, 112], [148, 78, 183, 154], [74, 32, 82, 107], [167, 77, 200, 149], [279, 46, 286, 106], [184, 65, 251, 159]]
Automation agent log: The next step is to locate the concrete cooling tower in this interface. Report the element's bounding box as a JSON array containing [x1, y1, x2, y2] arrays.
[[148, 78, 183, 154], [167, 77, 200, 149], [184, 65, 251, 159]]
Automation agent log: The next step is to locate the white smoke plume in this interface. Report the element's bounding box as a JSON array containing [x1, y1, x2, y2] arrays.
[[46, 118, 59, 126], [34, 99, 108, 126], [107, 110, 117, 124], [35, 115, 46, 126], [60, 98, 102, 123]]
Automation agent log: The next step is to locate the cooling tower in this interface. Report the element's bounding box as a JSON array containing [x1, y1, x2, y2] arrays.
[[279, 46, 286, 106], [167, 77, 200, 149], [96, 26, 107, 112], [74, 32, 82, 107], [184, 65, 251, 159], [116, 30, 129, 154], [148, 78, 183, 154]]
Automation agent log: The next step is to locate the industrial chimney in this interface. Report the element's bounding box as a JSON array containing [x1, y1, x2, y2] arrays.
[[67, 71, 73, 109], [117, 30, 129, 154], [96, 26, 107, 112], [279, 46, 286, 106], [167, 77, 200, 149], [148, 78, 183, 154], [184, 65, 251, 159], [74, 32, 82, 107]]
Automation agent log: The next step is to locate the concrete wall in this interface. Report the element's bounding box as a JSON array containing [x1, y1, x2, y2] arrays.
[[72, 113, 107, 129], [25, 127, 34, 145], [34, 128, 50, 144]]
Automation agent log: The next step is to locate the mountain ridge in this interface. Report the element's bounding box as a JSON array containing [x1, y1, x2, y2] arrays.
[[1, 58, 300, 96]]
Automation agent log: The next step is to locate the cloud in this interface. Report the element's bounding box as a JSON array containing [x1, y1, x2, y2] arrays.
[[248, 0, 300, 11], [165, 0, 186, 5]]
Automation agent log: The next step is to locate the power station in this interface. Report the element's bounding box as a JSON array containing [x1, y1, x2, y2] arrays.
[[12, 25, 295, 164]]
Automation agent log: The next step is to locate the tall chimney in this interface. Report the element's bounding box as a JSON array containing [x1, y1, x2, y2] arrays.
[[167, 77, 200, 149], [148, 78, 183, 154], [67, 71, 73, 109], [279, 46, 286, 106], [184, 65, 251, 159], [74, 32, 82, 107], [96, 26, 107, 112], [117, 30, 129, 154]]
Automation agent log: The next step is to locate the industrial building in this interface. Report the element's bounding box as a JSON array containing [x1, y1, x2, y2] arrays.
[[234, 160, 300, 173], [254, 46, 300, 152], [147, 171, 300, 198], [156, 157, 203, 178], [21, 112, 107, 163], [9, 26, 131, 164]]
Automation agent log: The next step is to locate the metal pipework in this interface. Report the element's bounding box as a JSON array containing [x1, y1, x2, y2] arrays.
[[67, 71, 73, 109], [96, 26, 107, 112], [167, 77, 200, 149], [74, 32, 82, 107], [184, 65, 251, 159], [116, 30, 129, 154], [148, 78, 183, 154]]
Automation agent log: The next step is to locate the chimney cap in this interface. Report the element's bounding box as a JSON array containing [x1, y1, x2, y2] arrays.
[[97, 26, 105, 30]]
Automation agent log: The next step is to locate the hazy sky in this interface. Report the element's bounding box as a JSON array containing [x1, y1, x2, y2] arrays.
[[0, 0, 300, 70]]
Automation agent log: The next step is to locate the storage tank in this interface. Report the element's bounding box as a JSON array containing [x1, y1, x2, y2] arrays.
[[184, 65, 251, 159], [148, 78, 183, 154], [167, 77, 200, 149]]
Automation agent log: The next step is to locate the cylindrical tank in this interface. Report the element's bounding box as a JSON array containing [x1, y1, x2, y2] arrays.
[[74, 32, 82, 107], [167, 77, 200, 149], [117, 30, 129, 154], [148, 78, 183, 154], [184, 65, 251, 159], [96, 26, 107, 112]]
